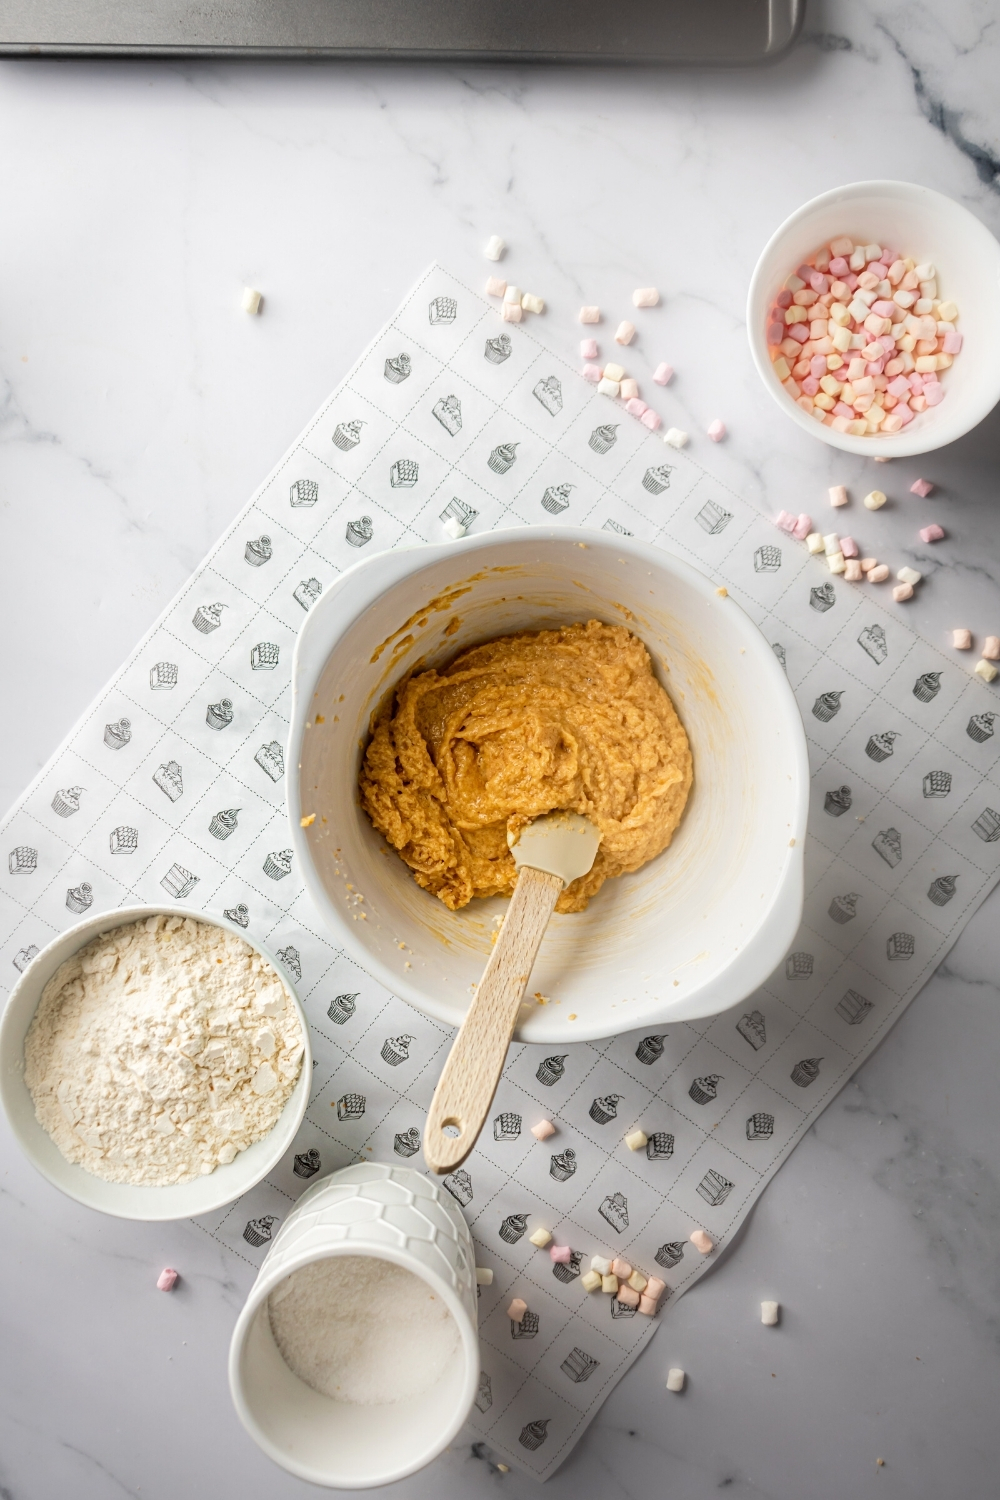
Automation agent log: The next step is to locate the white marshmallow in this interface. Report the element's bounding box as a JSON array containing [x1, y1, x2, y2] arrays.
[[761, 1300, 779, 1326], [666, 1368, 686, 1392], [484, 235, 506, 261], [241, 287, 262, 315]]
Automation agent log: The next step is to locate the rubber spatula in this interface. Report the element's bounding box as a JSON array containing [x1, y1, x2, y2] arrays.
[[423, 811, 601, 1174]]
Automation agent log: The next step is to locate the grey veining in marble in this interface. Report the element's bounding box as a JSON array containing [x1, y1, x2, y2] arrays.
[[1, 1, 999, 1495]]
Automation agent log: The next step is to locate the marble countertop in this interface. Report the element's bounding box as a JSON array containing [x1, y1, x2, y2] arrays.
[[2, 1, 1000, 1495]]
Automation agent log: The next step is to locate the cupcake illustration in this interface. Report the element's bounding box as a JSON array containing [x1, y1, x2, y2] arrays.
[[428, 296, 457, 325], [872, 827, 902, 867], [812, 691, 844, 722], [51, 786, 83, 818], [967, 713, 996, 743], [442, 1168, 473, 1206], [589, 1094, 621, 1125], [913, 671, 941, 703], [824, 785, 852, 817], [336, 1093, 366, 1121], [561, 1348, 600, 1383], [263, 849, 293, 880], [541, 483, 574, 515], [635, 1034, 666, 1065], [153, 761, 184, 802], [255, 741, 284, 781], [866, 731, 898, 763], [533, 376, 563, 415], [499, 1213, 529, 1244], [390, 458, 419, 489], [327, 993, 357, 1025], [484, 333, 512, 364], [346, 516, 373, 548], [858, 624, 887, 664], [224, 903, 249, 928], [150, 661, 178, 690], [333, 420, 365, 452], [518, 1419, 550, 1452], [66, 881, 93, 914], [655, 1241, 685, 1269], [293, 578, 323, 611], [697, 1169, 733, 1207], [243, 1215, 278, 1248], [688, 1074, 722, 1106], [245, 534, 272, 567], [746, 1113, 774, 1141], [277, 946, 301, 981], [599, 1191, 629, 1233], [736, 1010, 766, 1049], [206, 698, 233, 730], [487, 442, 519, 474], [549, 1148, 577, 1182], [695, 498, 729, 532], [923, 770, 951, 798], [394, 1128, 421, 1158], [647, 1132, 674, 1160], [251, 642, 279, 671], [493, 1112, 521, 1140], [810, 583, 835, 613], [475, 1372, 492, 1413], [972, 808, 1000, 842], [836, 989, 873, 1025], [381, 1034, 414, 1066], [928, 874, 958, 906], [384, 353, 411, 383], [642, 464, 674, 495], [104, 718, 131, 749], [828, 891, 858, 924], [772, 642, 787, 670], [552, 1250, 583, 1285], [290, 479, 319, 506], [293, 1149, 321, 1179], [791, 1057, 822, 1087], [589, 424, 618, 454], [209, 808, 240, 841], [110, 826, 138, 855], [887, 931, 915, 960], [161, 862, 198, 899], [785, 951, 813, 980], [432, 394, 462, 436], [536, 1055, 566, 1086], [193, 602, 225, 634], [754, 544, 781, 574]]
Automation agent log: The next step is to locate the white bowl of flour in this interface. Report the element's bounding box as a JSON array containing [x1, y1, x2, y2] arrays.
[[0, 906, 311, 1221]]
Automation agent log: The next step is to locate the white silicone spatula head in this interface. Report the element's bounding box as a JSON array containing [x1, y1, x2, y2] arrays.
[[509, 810, 603, 886]]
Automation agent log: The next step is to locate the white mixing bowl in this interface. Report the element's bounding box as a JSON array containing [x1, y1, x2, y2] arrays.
[[747, 179, 1000, 457], [0, 905, 311, 1221], [289, 527, 808, 1042]]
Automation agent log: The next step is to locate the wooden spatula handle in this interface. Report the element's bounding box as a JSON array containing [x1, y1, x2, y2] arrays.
[[424, 865, 564, 1175]]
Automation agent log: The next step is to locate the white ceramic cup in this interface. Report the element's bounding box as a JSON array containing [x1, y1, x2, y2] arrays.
[[228, 1162, 479, 1489], [288, 525, 809, 1042], [0, 905, 311, 1221], [747, 178, 1000, 456]]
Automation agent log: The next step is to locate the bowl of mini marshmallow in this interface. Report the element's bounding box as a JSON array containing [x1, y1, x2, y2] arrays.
[[747, 179, 1000, 457]]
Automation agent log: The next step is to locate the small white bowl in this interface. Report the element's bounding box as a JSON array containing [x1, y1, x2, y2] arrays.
[[288, 525, 808, 1043], [747, 179, 1000, 457], [0, 905, 311, 1222]]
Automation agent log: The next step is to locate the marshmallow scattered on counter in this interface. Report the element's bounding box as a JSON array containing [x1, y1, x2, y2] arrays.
[[550, 1244, 572, 1264], [829, 485, 848, 507], [920, 523, 945, 542], [507, 1298, 527, 1323], [612, 1258, 632, 1280], [157, 1268, 178, 1291], [582, 363, 602, 383], [442, 515, 467, 540], [983, 636, 1000, 660], [707, 418, 726, 442], [645, 1276, 666, 1302], [484, 235, 506, 261], [476, 1267, 494, 1285], [598, 377, 621, 397], [828, 552, 846, 574], [579, 306, 601, 323], [485, 276, 506, 298], [633, 287, 659, 307], [976, 659, 999, 683], [601, 1273, 619, 1295], [893, 583, 914, 601], [626, 397, 648, 417], [664, 428, 688, 448], [503, 284, 521, 305], [241, 288, 262, 315], [806, 532, 825, 554], [639, 1294, 660, 1315], [620, 378, 639, 400], [860, 557, 878, 571], [615, 320, 636, 345], [793, 514, 813, 540], [898, 566, 922, 586], [823, 533, 840, 554], [864, 490, 887, 510], [580, 338, 598, 359], [653, 362, 674, 385], [641, 409, 662, 431], [775, 510, 796, 533], [868, 564, 890, 582], [953, 628, 973, 649], [617, 1284, 640, 1307], [666, 1368, 686, 1392], [841, 535, 859, 558], [761, 1300, 780, 1326], [690, 1230, 713, 1254], [531, 1118, 556, 1140], [521, 293, 545, 315], [591, 1255, 613, 1277], [501, 301, 522, 323], [625, 1129, 648, 1152], [845, 559, 863, 581], [910, 477, 934, 497], [529, 1227, 553, 1248], [628, 1270, 648, 1293], [603, 361, 625, 382], [581, 1270, 602, 1292]]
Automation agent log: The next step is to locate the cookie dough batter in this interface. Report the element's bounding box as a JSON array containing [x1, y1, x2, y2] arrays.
[[359, 619, 692, 912]]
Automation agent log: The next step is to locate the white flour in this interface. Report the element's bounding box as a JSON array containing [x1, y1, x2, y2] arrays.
[[268, 1256, 461, 1405], [24, 914, 304, 1186]]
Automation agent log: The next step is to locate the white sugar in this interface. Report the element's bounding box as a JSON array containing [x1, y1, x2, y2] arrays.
[[268, 1255, 460, 1405]]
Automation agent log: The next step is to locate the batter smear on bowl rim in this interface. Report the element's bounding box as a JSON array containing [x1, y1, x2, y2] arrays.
[[359, 619, 693, 913]]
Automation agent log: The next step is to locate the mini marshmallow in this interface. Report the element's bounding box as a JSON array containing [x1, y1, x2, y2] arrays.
[[485, 276, 507, 298], [591, 1255, 613, 1277], [484, 234, 506, 261], [893, 583, 914, 602], [823, 532, 841, 554], [664, 428, 688, 448], [775, 510, 796, 532], [157, 1268, 178, 1291], [641, 409, 662, 431], [860, 557, 878, 571], [868, 564, 890, 582], [628, 1270, 648, 1293], [633, 287, 660, 307], [897, 566, 922, 586], [579, 306, 601, 323], [550, 1244, 572, 1264], [910, 477, 934, 497], [617, 1284, 640, 1308], [501, 301, 523, 323], [919, 523, 945, 543], [828, 552, 846, 574], [503, 285, 522, 304], [625, 1129, 648, 1152], [529, 1227, 553, 1248], [984, 636, 1000, 660], [690, 1230, 714, 1254], [626, 398, 648, 417], [442, 515, 467, 540], [476, 1267, 494, 1285], [645, 1276, 666, 1301], [241, 288, 262, 315], [761, 1300, 780, 1326], [582, 363, 602, 383], [844, 559, 863, 581], [530, 1118, 556, 1143], [952, 628, 973, 649], [581, 1270, 603, 1292], [975, 659, 999, 683], [507, 1298, 527, 1322], [620, 378, 639, 400], [829, 485, 849, 507], [615, 320, 636, 345], [612, 1258, 633, 1280], [806, 532, 825, 554], [653, 362, 674, 385], [580, 338, 598, 358], [598, 378, 621, 397], [666, 1368, 686, 1392], [793, 514, 813, 540], [601, 1274, 619, 1295], [840, 536, 859, 558], [707, 418, 726, 442], [603, 361, 626, 382], [521, 293, 545, 315], [638, 1294, 660, 1315], [863, 490, 887, 510]]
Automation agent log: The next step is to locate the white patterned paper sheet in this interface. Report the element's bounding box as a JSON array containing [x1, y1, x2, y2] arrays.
[[4, 265, 1000, 1481]]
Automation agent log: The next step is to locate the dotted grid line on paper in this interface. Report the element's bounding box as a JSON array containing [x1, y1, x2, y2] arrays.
[[3, 264, 1000, 1482]]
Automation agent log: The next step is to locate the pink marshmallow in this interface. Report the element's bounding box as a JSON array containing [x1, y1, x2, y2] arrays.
[[829, 485, 848, 507], [507, 1298, 528, 1322], [924, 383, 945, 406], [919, 523, 945, 543], [840, 535, 858, 558], [611, 1258, 632, 1280], [793, 513, 813, 540], [616, 1284, 641, 1308], [953, 629, 973, 650], [580, 338, 598, 359], [690, 1230, 714, 1254], [868, 564, 890, 583], [872, 300, 896, 318], [579, 306, 600, 323], [893, 582, 914, 602], [550, 1244, 572, 1263], [775, 510, 797, 533], [645, 1276, 666, 1301], [485, 276, 506, 298], [942, 330, 963, 354], [829, 256, 849, 276], [531, 1119, 556, 1140], [776, 290, 793, 309], [809, 355, 827, 377], [788, 323, 809, 344], [582, 363, 602, 383], [707, 419, 726, 442], [640, 409, 662, 431], [897, 403, 915, 425], [844, 558, 863, 581], [625, 397, 648, 417], [802, 377, 820, 396], [910, 477, 934, 497], [638, 1294, 660, 1316], [984, 636, 1000, 661], [795, 263, 813, 283], [653, 362, 674, 385], [888, 376, 911, 398], [157, 1268, 178, 1292], [833, 401, 854, 419]]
